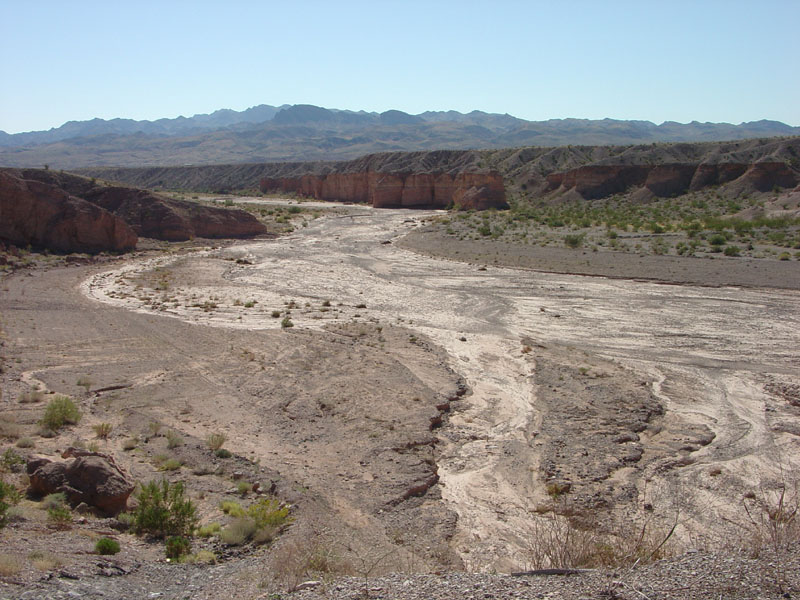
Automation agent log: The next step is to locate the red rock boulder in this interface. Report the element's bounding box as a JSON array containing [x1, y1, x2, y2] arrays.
[[27, 452, 135, 516]]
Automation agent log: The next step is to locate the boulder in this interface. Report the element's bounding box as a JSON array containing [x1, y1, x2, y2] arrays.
[[27, 452, 135, 516]]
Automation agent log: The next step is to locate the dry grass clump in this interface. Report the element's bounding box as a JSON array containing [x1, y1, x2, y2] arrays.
[[206, 432, 227, 451], [521, 498, 678, 570], [29, 550, 65, 571], [18, 390, 45, 404], [219, 497, 291, 547], [0, 414, 22, 440], [0, 553, 22, 576], [92, 422, 113, 439], [165, 430, 183, 449], [268, 530, 350, 591]]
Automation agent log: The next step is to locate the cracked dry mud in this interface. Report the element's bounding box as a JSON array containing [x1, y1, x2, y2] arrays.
[[77, 205, 800, 572]]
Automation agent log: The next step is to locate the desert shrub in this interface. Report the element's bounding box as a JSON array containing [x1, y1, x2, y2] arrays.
[[28, 550, 64, 571], [724, 245, 741, 257], [220, 517, 257, 546], [39, 395, 81, 431], [219, 498, 292, 547], [522, 510, 675, 569], [281, 316, 294, 329], [165, 430, 183, 449], [92, 422, 113, 439], [159, 458, 182, 471], [237, 481, 253, 496], [709, 233, 726, 246], [186, 549, 217, 564], [0, 415, 21, 440], [248, 497, 291, 530], [18, 390, 45, 403], [165, 536, 192, 560], [206, 432, 227, 451], [95, 537, 121, 555], [564, 233, 584, 249], [0, 553, 21, 576], [47, 505, 72, 528], [76, 376, 92, 390], [220, 500, 246, 517], [215, 448, 232, 459], [42, 492, 67, 511], [197, 522, 221, 537], [0, 480, 20, 529], [132, 479, 198, 538], [779, 252, 791, 261], [116, 511, 135, 529], [15, 437, 35, 449], [122, 437, 138, 451], [1, 449, 24, 472]]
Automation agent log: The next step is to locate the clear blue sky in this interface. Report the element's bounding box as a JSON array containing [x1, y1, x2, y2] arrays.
[[1, 0, 798, 133]]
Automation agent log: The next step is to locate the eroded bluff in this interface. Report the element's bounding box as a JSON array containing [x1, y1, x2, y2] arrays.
[[260, 170, 506, 210], [544, 161, 798, 200], [0, 169, 137, 253], [0, 168, 267, 252]]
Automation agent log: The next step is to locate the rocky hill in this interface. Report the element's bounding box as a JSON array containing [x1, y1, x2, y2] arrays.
[[79, 137, 800, 207], [1, 103, 798, 168]]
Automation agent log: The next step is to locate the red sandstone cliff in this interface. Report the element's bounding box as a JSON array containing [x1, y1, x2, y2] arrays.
[[260, 170, 507, 210], [16, 169, 267, 242], [0, 170, 137, 253]]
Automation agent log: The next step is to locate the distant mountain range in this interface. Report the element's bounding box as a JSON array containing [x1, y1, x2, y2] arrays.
[[1, 104, 798, 169]]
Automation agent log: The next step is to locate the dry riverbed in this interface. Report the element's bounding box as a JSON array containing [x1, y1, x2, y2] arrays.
[[2, 202, 800, 598]]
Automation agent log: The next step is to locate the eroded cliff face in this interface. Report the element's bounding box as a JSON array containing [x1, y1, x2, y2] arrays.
[[544, 161, 798, 200], [260, 170, 507, 210], [0, 170, 137, 253], [16, 169, 267, 242]]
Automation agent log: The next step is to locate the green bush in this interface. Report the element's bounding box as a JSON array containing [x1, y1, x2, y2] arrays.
[[564, 233, 584, 249], [0, 480, 20, 528], [724, 245, 741, 257], [281, 316, 294, 329], [95, 537, 121, 555], [709, 234, 726, 246], [39, 395, 81, 431], [215, 448, 232, 459], [197, 522, 221, 537], [219, 497, 292, 546], [248, 497, 291, 530], [165, 536, 192, 560], [132, 479, 198, 538], [47, 505, 72, 528]]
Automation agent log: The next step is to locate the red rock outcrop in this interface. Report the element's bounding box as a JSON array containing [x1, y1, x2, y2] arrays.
[[260, 170, 507, 210], [14, 169, 267, 242], [84, 187, 267, 241], [546, 161, 798, 199], [0, 170, 137, 253]]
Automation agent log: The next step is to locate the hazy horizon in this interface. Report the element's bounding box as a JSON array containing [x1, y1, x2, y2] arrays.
[[2, 0, 798, 134]]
